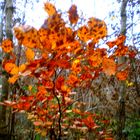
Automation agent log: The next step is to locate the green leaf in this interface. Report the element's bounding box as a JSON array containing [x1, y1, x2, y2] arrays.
[[35, 134, 40, 140], [22, 85, 28, 91], [31, 86, 37, 93]]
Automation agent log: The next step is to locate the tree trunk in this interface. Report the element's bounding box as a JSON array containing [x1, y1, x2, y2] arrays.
[[0, 0, 13, 138], [116, 0, 128, 140]]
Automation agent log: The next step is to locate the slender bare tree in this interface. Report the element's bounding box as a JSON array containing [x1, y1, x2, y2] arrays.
[[116, 0, 128, 140]]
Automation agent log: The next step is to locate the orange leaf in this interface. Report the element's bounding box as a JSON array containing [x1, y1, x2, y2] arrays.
[[46, 12, 65, 31], [106, 41, 116, 48], [10, 65, 19, 75], [14, 26, 24, 41], [89, 52, 102, 67], [25, 48, 35, 61], [4, 62, 16, 73], [18, 64, 26, 72], [38, 28, 49, 45], [72, 109, 81, 114], [14, 26, 40, 48], [106, 35, 126, 49], [61, 85, 70, 93], [116, 35, 126, 45], [4, 63, 26, 75], [45, 121, 53, 126], [82, 116, 98, 129], [116, 70, 128, 81], [88, 17, 107, 43], [44, 2, 56, 16], [67, 74, 78, 86], [68, 4, 79, 24], [23, 28, 40, 48], [102, 58, 116, 75], [114, 45, 129, 56], [77, 26, 90, 42], [0, 39, 13, 53], [71, 59, 81, 74], [8, 75, 19, 84]]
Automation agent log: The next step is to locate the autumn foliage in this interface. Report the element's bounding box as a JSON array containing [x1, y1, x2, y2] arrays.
[[0, 2, 136, 140]]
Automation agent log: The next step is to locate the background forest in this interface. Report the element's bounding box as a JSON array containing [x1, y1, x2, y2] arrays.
[[0, 0, 140, 140]]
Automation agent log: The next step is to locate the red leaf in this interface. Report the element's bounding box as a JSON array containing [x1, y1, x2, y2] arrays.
[[80, 72, 92, 80], [20, 96, 34, 101], [56, 59, 71, 69], [15, 102, 31, 111], [82, 116, 98, 129], [44, 80, 54, 89], [105, 138, 114, 140], [129, 50, 137, 58], [55, 76, 65, 90]]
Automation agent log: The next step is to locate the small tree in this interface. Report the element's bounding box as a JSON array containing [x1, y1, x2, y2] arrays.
[[0, 2, 137, 140]]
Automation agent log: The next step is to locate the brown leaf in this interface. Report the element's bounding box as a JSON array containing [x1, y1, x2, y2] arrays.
[[68, 4, 79, 24]]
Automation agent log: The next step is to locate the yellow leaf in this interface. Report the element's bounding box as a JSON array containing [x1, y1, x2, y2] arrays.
[[73, 59, 80, 64], [28, 85, 32, 91], [41, 131, 47, 137], [126, 80, 134, 87], [35, 128, 41, 134]]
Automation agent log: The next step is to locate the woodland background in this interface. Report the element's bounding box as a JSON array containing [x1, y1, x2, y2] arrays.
[[0, 0, 140, 140]]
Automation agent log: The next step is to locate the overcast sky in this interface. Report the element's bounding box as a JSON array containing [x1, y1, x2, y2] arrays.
[[25, 0, 120, 29], [22, 0, 140, 49]]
